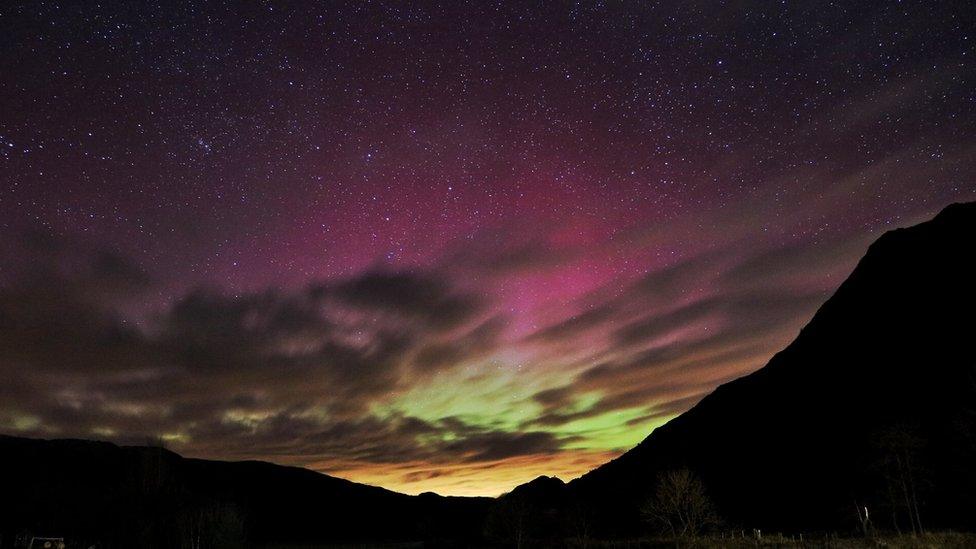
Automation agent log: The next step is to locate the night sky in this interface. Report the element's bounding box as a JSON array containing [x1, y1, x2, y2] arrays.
[[1, 1, 974, 496]]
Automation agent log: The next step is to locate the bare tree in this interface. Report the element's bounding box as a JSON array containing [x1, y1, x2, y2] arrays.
[[485, 495, 529, 548], [567, 495, 593, 548], [641, 468, 717, 538], [178, 502, 244, 549], [875, 425, 926, 536]]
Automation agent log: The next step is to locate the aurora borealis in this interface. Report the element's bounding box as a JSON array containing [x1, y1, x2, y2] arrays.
[[1, 2, 975, 496]]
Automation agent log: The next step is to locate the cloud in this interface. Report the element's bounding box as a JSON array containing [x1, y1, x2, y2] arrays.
[[443, 430, 571, 463], [522, 249, 732, 349], [332, 270, 484, 330], [0, 236, 564, 476], [412, 314, 508, 372], [612, 297, 722, 348], [524, 304, 616, 345], [0, 236, 157, 379], [624, 393, 708, 426]]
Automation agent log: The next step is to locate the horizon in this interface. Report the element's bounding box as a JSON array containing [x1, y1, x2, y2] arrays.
[[2, 1, 975, 497]]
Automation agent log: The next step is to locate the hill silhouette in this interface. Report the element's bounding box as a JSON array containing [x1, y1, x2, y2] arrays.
[[0, 435, 490, 547], [559, 201, 976, 535]]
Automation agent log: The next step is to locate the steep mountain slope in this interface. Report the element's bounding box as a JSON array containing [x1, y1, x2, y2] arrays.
[[0, 435, 490, 547], [568, 201, 976, 534]]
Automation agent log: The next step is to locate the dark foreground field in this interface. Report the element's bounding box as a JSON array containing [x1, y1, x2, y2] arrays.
[[253, 532, 976, 548]]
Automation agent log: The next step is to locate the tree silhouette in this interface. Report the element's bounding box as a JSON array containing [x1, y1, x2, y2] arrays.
[[567, 494, 594, 548], [874, 425, 926, 536], [484, 495, 529, 548], [641, 468, 717, 538]]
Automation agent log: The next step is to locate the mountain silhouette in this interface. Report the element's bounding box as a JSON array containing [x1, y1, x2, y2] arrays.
[[562, 201, 976, 535], [0, 435, 490, 547]]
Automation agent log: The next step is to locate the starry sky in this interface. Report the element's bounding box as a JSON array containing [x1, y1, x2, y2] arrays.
[[1, 1, 974, 496]]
